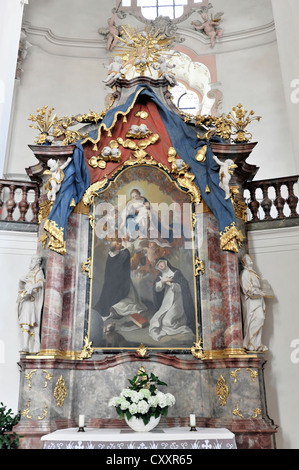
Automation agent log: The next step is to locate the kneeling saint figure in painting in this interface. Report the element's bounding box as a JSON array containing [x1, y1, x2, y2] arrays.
[[95, 239, 146, 321], [149, 258, 196, 342]]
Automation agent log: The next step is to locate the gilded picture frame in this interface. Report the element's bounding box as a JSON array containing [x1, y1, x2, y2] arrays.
[[84, 163, 202, 353]]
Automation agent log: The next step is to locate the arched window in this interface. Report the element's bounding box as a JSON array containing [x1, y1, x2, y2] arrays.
[[171, 82, 202, 115], [120, 0, 207, 20]]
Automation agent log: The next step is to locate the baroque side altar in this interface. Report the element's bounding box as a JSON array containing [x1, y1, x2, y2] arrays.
[[14, 26, 277, 449]]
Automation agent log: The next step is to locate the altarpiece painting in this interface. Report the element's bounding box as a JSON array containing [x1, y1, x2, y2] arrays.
[[86, 164, 201, 351]]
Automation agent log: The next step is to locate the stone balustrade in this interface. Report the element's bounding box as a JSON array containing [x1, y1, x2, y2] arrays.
[[0, 179, 40, 224], [0, 175, 298, 229], [244, 175, 299, 223]]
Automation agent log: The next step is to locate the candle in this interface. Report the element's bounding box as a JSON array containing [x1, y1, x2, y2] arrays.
[[79, 415, 85, 427], [189, 414, 196, 427]]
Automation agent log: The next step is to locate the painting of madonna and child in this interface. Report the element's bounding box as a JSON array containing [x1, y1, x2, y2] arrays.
[[87, 166, 201, 351]]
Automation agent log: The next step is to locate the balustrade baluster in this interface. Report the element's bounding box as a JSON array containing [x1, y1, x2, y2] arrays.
[[6, 184, 16, 221], [274, 182, 285, 219], [260, 183, 272, 220], [286, 180, 299, 217], [247, 185, 260, 221], [18, 186, 29, 222], [31, 187, 39, 223]]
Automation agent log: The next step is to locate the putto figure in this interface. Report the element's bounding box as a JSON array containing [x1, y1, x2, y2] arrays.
[[152, 56, 177, 86], [191, 12, 224, 48], [44, 157, 72, 202], [213, 155, 237, 200], [103, 56, 126, 84]]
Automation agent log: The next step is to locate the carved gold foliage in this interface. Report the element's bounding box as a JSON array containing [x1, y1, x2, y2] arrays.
[[233, 401, 244, 418], [191, 338, 206, 360], [230, 368, 241, 384], [247, 368, 258, 382], [79, 336, 95, 360], [136, 344, 148, 358], [230, 186, 247, 222], [25, 370, 37, 390], [194, 257, 205, 276], [216, 375, 229, 406], [37, 402, 48, 421], [42, 370, 53, 389], [82, 177, 108, 207], [21, 399, 32, 420], [81, 257, 92, 279], [38, 200, 53, 224], [53, 376, 68, 407], [252, 408, 262, 419]]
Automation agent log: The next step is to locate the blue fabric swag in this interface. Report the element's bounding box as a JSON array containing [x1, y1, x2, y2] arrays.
[[87, 84, 242, 250], [42, 142, 91, 254]]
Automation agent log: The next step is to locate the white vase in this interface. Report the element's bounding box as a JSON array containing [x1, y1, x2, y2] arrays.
[[125, 415, 160, 432]]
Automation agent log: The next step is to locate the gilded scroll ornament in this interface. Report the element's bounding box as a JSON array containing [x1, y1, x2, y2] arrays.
[[230, 186, 247, 222], [233, 401, 244, 418], [252, 408, 262, 419], [82, 177, 109, 207], [191, 338, 206, 360], [246, 368, 258, 382], [168, 147, 201, 204], [25, 370, 37, 390], [81, 257, 92, 279], [219, 222, 244, 253], [216, 375, 229, 406], [37, 402, 48, 421], [79, 336, 95, 360], [42, 370, 53, 390], [21, 399, 32, 420], [230, 368, 241, 384], [194, 257, 205, 276], [38, 200, 53, 224], [53, 376, 68, 407]]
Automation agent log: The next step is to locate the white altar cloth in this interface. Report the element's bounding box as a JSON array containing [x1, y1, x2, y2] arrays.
[[41, 427, 237, 449]]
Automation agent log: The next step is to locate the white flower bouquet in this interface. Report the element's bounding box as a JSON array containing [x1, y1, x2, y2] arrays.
[[108, 367, 175, 426]]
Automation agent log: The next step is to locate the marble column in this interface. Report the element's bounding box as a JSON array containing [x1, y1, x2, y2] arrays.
[[40, 250, 65, 353], [221, 250, 243, 350]]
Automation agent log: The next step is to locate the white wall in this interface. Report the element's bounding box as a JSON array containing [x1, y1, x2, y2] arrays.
[[248, 226, 299, 449], [217, 42, 297, 180], [0, 231, 38, 412]]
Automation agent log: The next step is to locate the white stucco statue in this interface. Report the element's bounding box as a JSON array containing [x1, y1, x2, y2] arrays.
[[213, 155, 237, 199], [103, 56, 126, 83], [17, 255, 45, 353], [240, 254, 274, 352], [152, 56, 177, 86], [44, 157, 71, 202]]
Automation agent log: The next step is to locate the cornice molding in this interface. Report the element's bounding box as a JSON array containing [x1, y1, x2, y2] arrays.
[[22, 20, 276, 58]]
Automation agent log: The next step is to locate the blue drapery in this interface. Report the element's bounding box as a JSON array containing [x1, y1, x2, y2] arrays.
[[43, 142, 90, 254], [44, 84, 242, 253], [88, 84, 241, 246]]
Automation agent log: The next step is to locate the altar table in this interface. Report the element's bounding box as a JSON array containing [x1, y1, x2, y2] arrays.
[[41, 426, 237, 450]]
